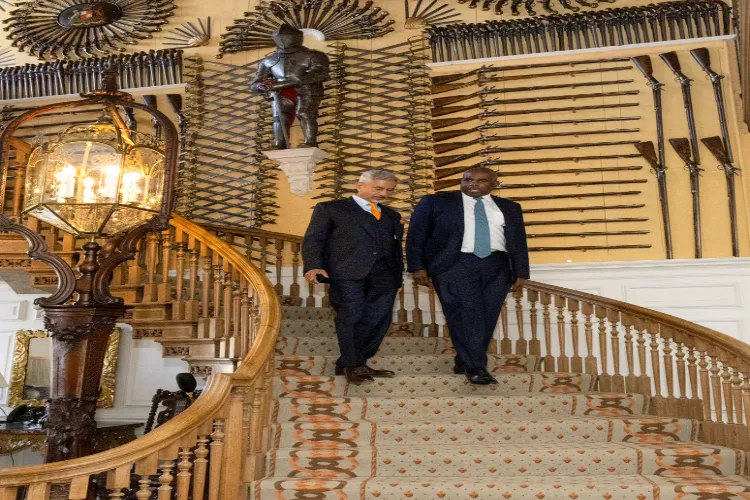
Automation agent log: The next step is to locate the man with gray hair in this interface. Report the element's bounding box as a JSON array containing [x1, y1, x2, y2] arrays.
[[302, 169, 403, 383]]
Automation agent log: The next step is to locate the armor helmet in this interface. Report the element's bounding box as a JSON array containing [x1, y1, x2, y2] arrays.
[[273, 24, 304, 50]]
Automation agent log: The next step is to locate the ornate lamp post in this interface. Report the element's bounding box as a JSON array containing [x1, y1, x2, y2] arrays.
[[0, 68, 178, 462]]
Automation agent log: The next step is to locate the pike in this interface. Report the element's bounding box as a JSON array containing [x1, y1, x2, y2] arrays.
[[430, 57, 630, 86], [431, 102, 640, 129], [431, 79, 634, 108], [525, 217, 649, 226], [431, 65, 633, 94], [435, 177, 647, 191], [527, 230, 649, 238], [434, 91, 641, 118], [634, 141, 673, 259], [506, 190, 642, 202], [660, 51, 701, 164], [669, 137, 703, 258], [690, 48, 734, 162], [435, 128, 640, 154], [434, 165, 642, 180], [701, 136, 740, 257], [524, 204, 646, 214], [434, 140, 639, 168], [433, 116, 642, 143], [529, 244, 652, 251]]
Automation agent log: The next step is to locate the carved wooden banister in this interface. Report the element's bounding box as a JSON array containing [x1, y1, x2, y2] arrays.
[[0, 215, 282, 499]]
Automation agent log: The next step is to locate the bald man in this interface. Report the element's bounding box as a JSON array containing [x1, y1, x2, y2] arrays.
[[406, 167, 530, 385]]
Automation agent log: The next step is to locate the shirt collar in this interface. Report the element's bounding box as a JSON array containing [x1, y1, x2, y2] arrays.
[[461, 192, 491, 202], [352, 195, 377, 208]]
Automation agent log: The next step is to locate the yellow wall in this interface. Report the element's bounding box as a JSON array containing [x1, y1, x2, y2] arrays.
[[2, 0, 749, 264]]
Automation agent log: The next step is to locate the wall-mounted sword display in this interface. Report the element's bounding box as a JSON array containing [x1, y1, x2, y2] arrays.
[[163, 18, 211, 49], [457, 0, 620, 17], [435, 177, 647, 191], [0, 50, 184, 101], [669, 138, 703, 259], [405, 0, 460, 28], [3, 0, 176, 60], [435, 165, 643, 180], [527, 231, 650, 239], [529, 244, 652, 252], [701, 137, 740, 257], [427, 1, 733, 62], [525, 217, 649, 226]]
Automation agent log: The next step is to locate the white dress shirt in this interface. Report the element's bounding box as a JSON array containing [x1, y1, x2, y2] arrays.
[[352, 195, 379, 214], [461, 192, 507, 253]]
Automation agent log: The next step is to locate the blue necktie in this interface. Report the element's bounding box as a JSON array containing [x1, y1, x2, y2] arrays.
[[473, 197, 492, 258]]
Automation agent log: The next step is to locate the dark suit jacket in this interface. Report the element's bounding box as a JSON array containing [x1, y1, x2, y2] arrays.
[[406, 191, 530, 281], [302, 198, 404, 281]]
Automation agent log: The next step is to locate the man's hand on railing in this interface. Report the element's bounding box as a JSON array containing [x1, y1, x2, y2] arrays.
[[412, 270, 433, 288], [304, 269, 329, 285], [511, 278, 527, 292]]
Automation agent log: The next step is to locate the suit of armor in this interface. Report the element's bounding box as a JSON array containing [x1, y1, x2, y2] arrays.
[[250, 25, 330, 149]]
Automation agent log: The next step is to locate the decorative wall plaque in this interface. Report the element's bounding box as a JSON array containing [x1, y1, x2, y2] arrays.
[[3, 0, 176, 60]]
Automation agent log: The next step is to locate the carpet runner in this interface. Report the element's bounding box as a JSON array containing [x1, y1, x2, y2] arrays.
[[250, 306, 750, 499]]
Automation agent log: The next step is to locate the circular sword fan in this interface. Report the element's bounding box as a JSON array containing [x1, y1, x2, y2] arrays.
[[218, 0, 394, 58], [3, 0, 177, 60]]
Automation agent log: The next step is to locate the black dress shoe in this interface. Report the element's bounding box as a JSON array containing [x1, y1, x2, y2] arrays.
[[453, 364, 466, 375], [366, 366, 395, 378], [465, 368, 498, 385], [343, 366, 374, 383]]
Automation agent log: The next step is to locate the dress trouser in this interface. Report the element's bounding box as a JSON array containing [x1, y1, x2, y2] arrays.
[[328, 258, 400, 369], [433, 252, 513, 370]]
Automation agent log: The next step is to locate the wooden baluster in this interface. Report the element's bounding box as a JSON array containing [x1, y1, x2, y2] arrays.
[[743, 379, 750, 444], [397, 288, 408, 323], [621, 314, 636, 393], [428, 288, 439, 337], [595, 306, 610, 391], [322, 283, 330, 308], [274, 239, 284, 296], [721, 364, 734, 429], [259, 236, 269, 278], [244, 234, 255, 268], [134, 453, 159, 500], [731, 371, 747, 449], [140, 233, 160, 301], [200, 254, 212, 327], [176, 436, 195, 500], [212, 265, 224, 341], [306, 282, 316, 307], [710, 356, 723, 422], [541, 292, 553, 371], [173, 243, 186, 320], [185, 249, 200, 320], [10, 161, 24, 220], [25, 484, 51, 499], [128, 237, 145, 287], [232, 274, 242, 360], [240, 283, 250, 356], [608, 309, 624, 392], [208, 419, 226, 500], [555, 295, 569, 372], [514, 290, 527, 355], [412, 280, 424, 331], [581, 302, 597, 375], [567, 299, 582, 373], [158, 231, 173, 303], [634, 318, 651, 395], [675, 342, 688, 401], [500, 303, 511, 354], [662, 338, 676, 412], [527, 289, 541, 356], [0, 488, 18, 500], [290, 242, 301, 304], [698, 352, 712, 421], [686, 348, 701, 416], [106, 464, 132, 500], [223, 270, 233, 358], [158, 459, 175, 500], [192, 422, 212, 500], [650, 331, 664, 412]]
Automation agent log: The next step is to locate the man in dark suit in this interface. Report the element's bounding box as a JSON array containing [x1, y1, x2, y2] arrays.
[[303, 169, 404, 383], [406, 167, 530, 385]]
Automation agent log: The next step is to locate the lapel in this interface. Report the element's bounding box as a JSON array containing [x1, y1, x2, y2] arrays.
[[491, 195, 514, 245], [346, 197, 379, 240], [454, 192, 465, 236]]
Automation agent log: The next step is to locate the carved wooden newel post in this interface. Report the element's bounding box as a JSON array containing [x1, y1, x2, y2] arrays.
[[0, 66, 178, 463]]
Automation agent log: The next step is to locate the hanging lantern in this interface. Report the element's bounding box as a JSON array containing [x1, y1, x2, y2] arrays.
[[22, 114, 166, 237]]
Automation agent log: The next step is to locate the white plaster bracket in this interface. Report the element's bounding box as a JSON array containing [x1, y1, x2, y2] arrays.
[[263, 147, 328, 196]]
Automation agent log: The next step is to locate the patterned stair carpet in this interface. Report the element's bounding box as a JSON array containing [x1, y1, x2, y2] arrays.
[[250, 306, 750, 499]]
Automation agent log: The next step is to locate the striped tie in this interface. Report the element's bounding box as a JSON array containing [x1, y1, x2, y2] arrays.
[[369, 202, 381, 220], [473, 197, 492, 258]]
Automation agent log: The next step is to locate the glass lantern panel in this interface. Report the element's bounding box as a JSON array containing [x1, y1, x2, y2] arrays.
[[121, 147, 165, 210], [58, 123, 121, 149], [54, 204, 116, 235], [24, 205, 77, 234], [23, 146, 49, 211], [102, 206, 159, 235]]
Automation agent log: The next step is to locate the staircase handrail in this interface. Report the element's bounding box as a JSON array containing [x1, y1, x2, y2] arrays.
[[0, 214, 282, 498]]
